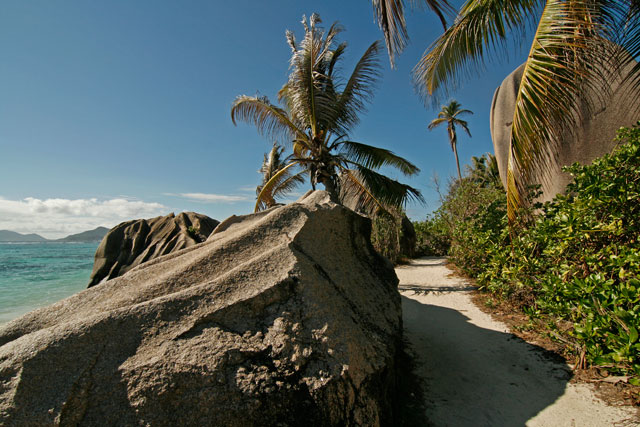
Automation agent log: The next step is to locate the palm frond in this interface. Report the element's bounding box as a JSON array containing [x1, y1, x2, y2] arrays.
[[339, 140, 419, 176], [340, 166, 424, 215], [231, 95, 306, 142], [328, 42, 347, 78], [334, 41, 383, 134], [456, 119, 471, 137], [371, 0, 454, 67], [255, 161, 303, 212], [271, 170, 306, 200], [371, 0, 409, 68], [427, 117, 447, 129], [597, 1, 640, 97], [413, 0, 543, 105], [286, 16, 342, 139], [506, 0, 605, 219]]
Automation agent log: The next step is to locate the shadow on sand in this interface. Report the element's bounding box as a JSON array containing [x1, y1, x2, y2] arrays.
[[399, 257, 448, 268], [399, 295, 572, 426]]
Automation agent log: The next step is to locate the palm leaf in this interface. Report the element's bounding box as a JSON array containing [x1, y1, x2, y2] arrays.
[[334, 41, 383, 134], [506, 0, 605, 220], [231, 95, 306, 142], [255, 161, 303, 212], [340, 166, 423, 215], [339, 140, 419, 176], [413, 0, 543, 105], [271, 170, 306, 200], [371, 0, 455, 67], [285, 15, 342, 138]]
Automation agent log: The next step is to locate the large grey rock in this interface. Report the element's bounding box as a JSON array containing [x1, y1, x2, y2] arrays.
[[399, 216, 416, 258], [0, 191, 402, 426], [490, 56, 640, 202], [338, 183, 416, 259], [88, 212, 219, 287]]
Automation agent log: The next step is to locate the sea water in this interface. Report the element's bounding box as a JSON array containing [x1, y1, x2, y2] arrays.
[[0, 242, 99, 324]]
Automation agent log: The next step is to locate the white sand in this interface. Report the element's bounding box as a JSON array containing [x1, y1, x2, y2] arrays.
[[397, 257, 639, 427]]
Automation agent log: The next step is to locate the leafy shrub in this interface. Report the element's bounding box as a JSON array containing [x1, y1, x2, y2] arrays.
[[428, 127, 640, 381], [371, 208, 413, 264], [472, 126, 640, 380], [414, 213, 450, 256], [413, 153, 505, 264]]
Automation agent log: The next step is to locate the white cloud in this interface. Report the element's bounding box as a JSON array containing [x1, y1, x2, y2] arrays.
[[0, 197, 166, 239], [237, 186, 258, 193], [165, 192, 249, 203]]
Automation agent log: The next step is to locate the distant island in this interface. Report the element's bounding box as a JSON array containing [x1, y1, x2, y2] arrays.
[[0, 227, 109, 243]]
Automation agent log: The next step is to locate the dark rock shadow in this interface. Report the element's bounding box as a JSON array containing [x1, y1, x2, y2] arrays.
[[401, 296, 572, 426]]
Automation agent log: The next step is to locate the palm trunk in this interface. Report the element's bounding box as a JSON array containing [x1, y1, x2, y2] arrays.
[[320, 176, 340, 203], [449, 126, 462, 180], [453, 143, 462, 180]]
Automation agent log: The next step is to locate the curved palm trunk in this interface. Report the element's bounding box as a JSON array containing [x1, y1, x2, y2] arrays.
[[448, 124, 462, 180], [453, 142, 461, 180]]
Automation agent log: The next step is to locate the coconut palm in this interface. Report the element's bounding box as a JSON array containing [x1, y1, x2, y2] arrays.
[[372, 0, 640, 220], [255, 142, 306, 211], [428, 100, 472, 180], [467, 153, 501, 188], [232, 13, 423, 214]]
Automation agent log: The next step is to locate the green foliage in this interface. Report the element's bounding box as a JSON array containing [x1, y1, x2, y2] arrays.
[[445, 126, 640, 379], [370, 208, 413, 264], [413, 153, 504, 259], [414, 213, 450, 256], [186, 226, 201, 242]]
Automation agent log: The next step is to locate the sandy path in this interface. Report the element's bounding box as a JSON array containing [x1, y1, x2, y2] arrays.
[[397, 257, 639, 427]]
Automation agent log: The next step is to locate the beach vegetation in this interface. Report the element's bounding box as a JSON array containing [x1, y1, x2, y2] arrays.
[[232, 13, 423, 215], [422, 125, 640, 382]]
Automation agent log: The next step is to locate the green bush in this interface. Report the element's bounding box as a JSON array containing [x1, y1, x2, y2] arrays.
[[428, 127, 640, 381], [414, 213, 450, 256], [471, 126, 640, 381], [370, 208, 415, 264], [413, 153, 505, 264]]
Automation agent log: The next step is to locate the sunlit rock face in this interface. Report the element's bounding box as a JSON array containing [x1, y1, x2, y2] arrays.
[[490, 52, 640, 203], [0, 191, 402, 426]]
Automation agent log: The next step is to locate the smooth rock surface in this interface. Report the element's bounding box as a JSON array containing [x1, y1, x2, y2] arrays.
[[88, 212, 219, 287], [490, 55, 640, 202], [0, 191, 402, 426]]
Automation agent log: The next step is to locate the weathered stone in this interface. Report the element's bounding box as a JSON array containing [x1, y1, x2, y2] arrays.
[[0, 191, 402, 426], [399, 215, 416, 258], [88, 212, 219, 287], [490, 53, 640, 202]]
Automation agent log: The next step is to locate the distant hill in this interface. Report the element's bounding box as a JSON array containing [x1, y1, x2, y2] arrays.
[[0, 230, 48, 243], [0, 227, 110, 243], [56, 227, 110, 243]]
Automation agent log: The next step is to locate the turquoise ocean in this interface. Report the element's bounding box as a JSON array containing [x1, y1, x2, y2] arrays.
[[0, 242, 99, 324]]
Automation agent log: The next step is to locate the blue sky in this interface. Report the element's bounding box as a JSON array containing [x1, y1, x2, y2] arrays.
[[0, 0, 529, 238]]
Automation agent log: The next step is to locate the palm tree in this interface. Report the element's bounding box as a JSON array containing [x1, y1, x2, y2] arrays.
[[232, 13, 423, 214], [255, 142, 306, 211], [372, 0, 640, 220], [428, 100, 472, 180], [467, 153, 501, 188]]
